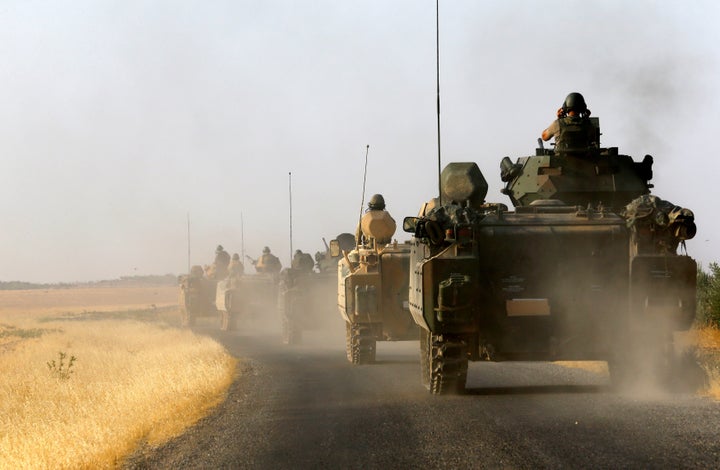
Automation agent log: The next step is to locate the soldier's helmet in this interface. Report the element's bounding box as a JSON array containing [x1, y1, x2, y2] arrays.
[[232, 253, 240, 260], [216, 245, 224, 253], [263, 246, 271, 254], [368, 194, 386, 210], [562, 92, 587, 113]]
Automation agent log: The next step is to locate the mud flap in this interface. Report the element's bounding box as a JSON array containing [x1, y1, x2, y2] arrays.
[[629, 255, 696, 331]]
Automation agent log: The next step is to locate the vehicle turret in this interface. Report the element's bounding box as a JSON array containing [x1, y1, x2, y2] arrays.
[[359, 211, 396, 245], [500, 119, 653, 211]]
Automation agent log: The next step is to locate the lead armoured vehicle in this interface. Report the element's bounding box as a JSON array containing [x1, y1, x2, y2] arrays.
[[404, 120, 697, 394], [338, 207, 418, 364]]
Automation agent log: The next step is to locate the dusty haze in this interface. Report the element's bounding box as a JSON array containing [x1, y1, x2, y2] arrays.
[[1, 0, 717, 283]]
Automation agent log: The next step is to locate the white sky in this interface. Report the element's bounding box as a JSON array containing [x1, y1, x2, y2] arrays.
[[1, 0, 718, 283]]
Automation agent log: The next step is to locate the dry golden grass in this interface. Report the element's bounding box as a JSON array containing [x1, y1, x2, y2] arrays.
[[681, 327, 720, 399], [692, 327, 720, 351], [0, 287, 237, 469]]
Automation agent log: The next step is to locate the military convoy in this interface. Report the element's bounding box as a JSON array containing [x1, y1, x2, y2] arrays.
[[179, 107, 697, 396], [338, 199, 418, 364], [403, 118, 697, 394], [180, 236, 354, 339]]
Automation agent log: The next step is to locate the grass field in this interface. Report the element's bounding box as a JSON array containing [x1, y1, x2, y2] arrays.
[[691, 328, 720, 399], [0, 286, 236, 469]]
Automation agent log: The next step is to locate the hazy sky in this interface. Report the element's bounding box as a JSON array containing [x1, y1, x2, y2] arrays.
[[1, 0, 718, 283]]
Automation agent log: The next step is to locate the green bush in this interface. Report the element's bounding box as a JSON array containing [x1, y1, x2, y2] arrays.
[[697, 262, 720, 328]]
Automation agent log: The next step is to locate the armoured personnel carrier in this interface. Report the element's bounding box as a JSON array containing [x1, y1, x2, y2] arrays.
[[178, 265, 219, 327], [277, 234, 355, 344], [403, 121, 697, 394], [316, 233, 356, 273], [338, 209, 417, 364], [215, 275, 243, 331], [216, 272, 279, 332]]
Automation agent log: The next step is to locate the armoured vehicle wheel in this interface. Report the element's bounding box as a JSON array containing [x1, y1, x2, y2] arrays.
[[282, 316, 302, 345], [609, 330, 678, 390], [608, 354, 677, 389], [427, 333, 468, 395], [644, 332, 682, 389], [653, 338, 680, 388], [349, 323, 376, 364]]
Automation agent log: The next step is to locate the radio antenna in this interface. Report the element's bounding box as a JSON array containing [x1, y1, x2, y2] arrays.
[[436, 0, 442, 201], [356, 144, 370, 251], [240, 211, 245, 262], [186, 212, 191, 274], [288, 171, 293, 266]]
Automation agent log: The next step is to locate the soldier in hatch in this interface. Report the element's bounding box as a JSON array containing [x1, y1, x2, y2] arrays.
[[252, 246, 282, 274], [541, 92, 597, 154], [228, 253, 245, 279], [292, 250, 315, 273], [212, 245, 231, 279], [356, 193, 396, 246]]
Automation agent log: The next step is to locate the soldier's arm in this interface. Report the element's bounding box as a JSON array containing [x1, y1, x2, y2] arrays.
[[541, 120, 559, 142]]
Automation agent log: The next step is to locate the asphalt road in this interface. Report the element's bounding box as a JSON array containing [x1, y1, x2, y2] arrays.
[[125, 319, 720, 469]]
